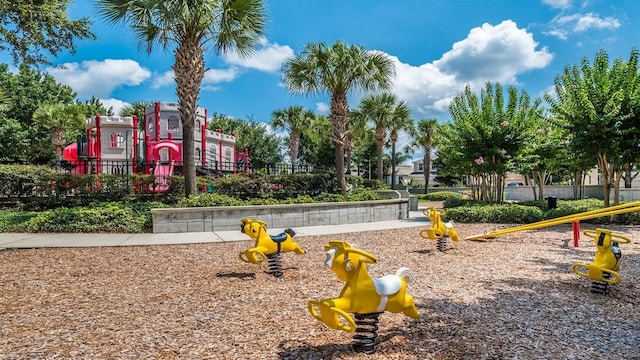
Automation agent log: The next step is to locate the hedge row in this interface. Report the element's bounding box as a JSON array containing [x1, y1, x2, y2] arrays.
[[443, 198, 640, 224]]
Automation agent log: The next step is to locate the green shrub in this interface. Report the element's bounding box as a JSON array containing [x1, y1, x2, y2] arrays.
[[314, 192, 346, 203], [544, 198, 604, 220], [418, 191, 460, 201], [444, 204, 544, 223], [178, 193, 246, 207], [346, 187, 382, 201]]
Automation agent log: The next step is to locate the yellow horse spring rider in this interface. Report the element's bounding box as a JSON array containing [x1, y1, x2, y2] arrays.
[[419, 206, 459, 251], [308, 240, 420, 354], [238, 218, 305, 277], [571, 228, 631, 294]]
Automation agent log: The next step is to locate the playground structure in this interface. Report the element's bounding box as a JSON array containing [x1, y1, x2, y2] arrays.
[[571, 228, 631, 295], [238, 218, 305, 277], [61, 102, 250, 191], [464, 201, 640, 241], [308, 240, 420, 354], [419, 207, 460, 251]]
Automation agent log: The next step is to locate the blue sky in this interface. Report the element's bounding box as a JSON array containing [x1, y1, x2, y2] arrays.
[[5, 0, 639, 161]]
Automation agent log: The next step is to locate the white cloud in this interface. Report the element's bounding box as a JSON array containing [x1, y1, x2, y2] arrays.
[[152, 68, 239, 89], [100, 98, 130, 116], [389, 20, 553, 116], [546, 12, 620, 39], [151, 71, 175, 89], [315, 102, 330, 114], [47, 59, 151, 98], [224, 37, 294, 72], [541, 0, 572, 9]]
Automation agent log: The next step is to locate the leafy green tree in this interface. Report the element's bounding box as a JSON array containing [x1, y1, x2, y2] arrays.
[[407, 118, 439, 193], [298, 115, 335, 168], [387, 99, 412, 189], [352, 93, 396, 182], [513, 117, 568, 201], [97, 0, 267, 197], [444, 82, 543, 203], [0, 64, 76, 163], [32, 103, 85, 163], [270, 106, 315, 172], [120, 101, 151, 129], [0, 0, 95, 67], [350, 127, 377, 179], [76, 96, 114, 118], [208, 113, 281, 168], [283, 41, 395, 195], [545, 49, 640, 206]]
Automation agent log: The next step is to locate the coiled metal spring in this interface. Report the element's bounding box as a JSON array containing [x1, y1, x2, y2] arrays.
[[352, 312, 380, 354], [591, 273, 611, 295], [437, 237, 448, 252], [266, 252, 283, 278]]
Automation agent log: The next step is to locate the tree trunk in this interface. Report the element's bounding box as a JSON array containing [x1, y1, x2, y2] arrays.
[[597, 154, 612, 207], [344, 133, 353, 175], [423, 152, 430, 194], [375, 126, 385, 182], [330, 93, 348, 195], [391, 137, 397, 190], [174, 40, 205, 197], [290, 130, 299, 173]]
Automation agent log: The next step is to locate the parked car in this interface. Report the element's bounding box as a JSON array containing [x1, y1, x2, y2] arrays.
[[506, 182, 524, 187]]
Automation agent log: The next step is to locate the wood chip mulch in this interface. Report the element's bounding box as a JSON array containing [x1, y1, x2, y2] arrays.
[[1, 223, 639, 359]]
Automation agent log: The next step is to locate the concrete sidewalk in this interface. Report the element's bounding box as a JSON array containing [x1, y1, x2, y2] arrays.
[[0, 210, 430, 249]]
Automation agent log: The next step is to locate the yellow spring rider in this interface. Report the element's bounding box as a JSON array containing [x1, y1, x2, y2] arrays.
[[571, 228, 631, 294], [419, 207, 460, 251], [238, 217, 306, 277], [308, 240, 420, 354]]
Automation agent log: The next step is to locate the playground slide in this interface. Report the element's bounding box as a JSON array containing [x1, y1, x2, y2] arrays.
[[153, 163, 174, 191], [465, 201, 640, 241], [62, 143, 85, 174]]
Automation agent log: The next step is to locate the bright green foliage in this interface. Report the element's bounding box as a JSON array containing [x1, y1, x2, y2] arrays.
[[207, 113, 282, 167], [271, 106, 315, 171], [440, 82, 543, 203], [545, 48, 640, 206], [418, 191, 459, 201], [120, 101, 151, 129], [513, 116, 570, 201], [0, 0, 95, 67], [76, 96, 114, 118], [406, 119, 439, 193], [283, 41, 395, 195], [299, 115, 335, 168], [32, 103, 85, 162], [444, 204, 544, 224], [0, 64, 76, 163]]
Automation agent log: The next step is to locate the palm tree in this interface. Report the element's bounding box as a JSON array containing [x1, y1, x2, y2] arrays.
[[32, 103, 84, 165], [283, 41, 395, 195], [387, 100, 412, 189], [412, 119, 439, 193], [271, 106, 315, 172], [121, 101, 152, 128], [97, 0, 266, 196]]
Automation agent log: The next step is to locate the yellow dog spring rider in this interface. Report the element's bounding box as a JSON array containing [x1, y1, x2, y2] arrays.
[[308, 240, 420, 354], [571, 228, 631, 294], [420, 207, 460, 251], [238, 218, 306, 277]]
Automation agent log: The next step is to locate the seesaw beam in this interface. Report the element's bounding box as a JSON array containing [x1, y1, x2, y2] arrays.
[[465, 201, 640, 241]]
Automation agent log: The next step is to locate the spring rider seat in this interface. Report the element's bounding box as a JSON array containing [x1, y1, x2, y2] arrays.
[[419, 206, 460, 251], [308, 240, 420, 354], [238, 217, 305, 277], [571, 228, 631, 294]]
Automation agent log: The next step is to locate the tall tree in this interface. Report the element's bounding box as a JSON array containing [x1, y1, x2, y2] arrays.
[[444, 82, 543, 203], [120, 101, 152, 129], [283, 41, 395, 195], [0, 0, 95, 67], [97, 0, 266, 197], [545, 49, 640, 206], [76, 96, 113, 118], [32, 103, 85, 164], [298, 114, 335, 168], [208, 113, 282, 168], [409, 118, 439, 194], [270, 106, 314, 172], [352, 93, 397, 182], [0, 64, 76, 163], [387, 99, 412, 189]]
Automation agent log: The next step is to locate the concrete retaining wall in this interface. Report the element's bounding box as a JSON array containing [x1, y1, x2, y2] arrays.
[[151, 199, 409, 233]]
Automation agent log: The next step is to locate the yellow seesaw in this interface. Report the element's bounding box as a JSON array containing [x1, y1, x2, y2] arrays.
[[465, 200, 640, 241]]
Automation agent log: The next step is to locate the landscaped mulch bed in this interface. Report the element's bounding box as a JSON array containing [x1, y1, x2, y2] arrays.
[[1, 223, 639, 359]]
